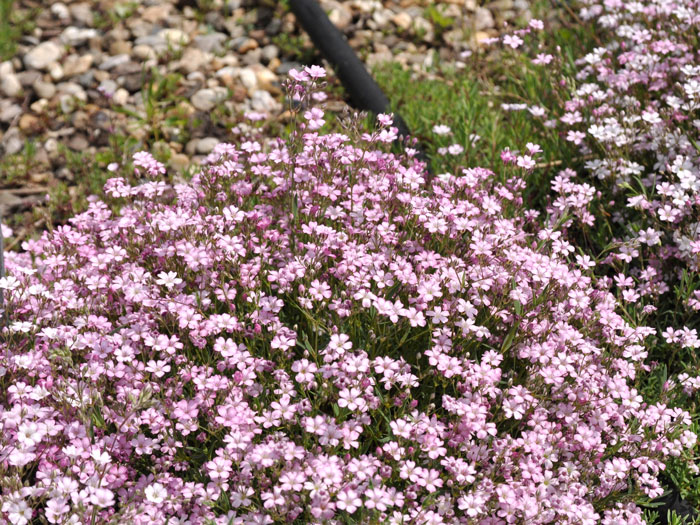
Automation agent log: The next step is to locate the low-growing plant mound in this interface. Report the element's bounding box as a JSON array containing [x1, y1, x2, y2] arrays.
[[0, 70, 695, 524]]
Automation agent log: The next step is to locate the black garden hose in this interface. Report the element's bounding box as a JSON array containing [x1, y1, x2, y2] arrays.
[[287, 0, 433, 179]]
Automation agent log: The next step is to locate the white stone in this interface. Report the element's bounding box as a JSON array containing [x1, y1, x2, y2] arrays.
[[158, 29, 190, 47], [60, 26, 98, 46], [392, 12, 412, 30], [33, 79, 56, 99], [0, 61, 12, 77], [474, 7, 495, 31], [238, 67, 258, 93], [191, 87, 228, 112], [249, 90, 280, 113], [24, 41, 64, 70], [112, 88, 129, 106], [50, 2, 70, 19], [99, 54, 130, 71], [196, 137, 219, 154], [323, 0, 353, 29], [48, 62, 64, 81], [59, 94, 75, 114], [133, 45, 158, 61], [0, 74, 22, 97]]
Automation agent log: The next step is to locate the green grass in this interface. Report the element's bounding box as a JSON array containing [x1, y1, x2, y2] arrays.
[[0, 0, 36, 61]]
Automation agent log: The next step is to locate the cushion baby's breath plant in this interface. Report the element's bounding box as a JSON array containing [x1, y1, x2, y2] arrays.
[[0, 68, 694, 524]]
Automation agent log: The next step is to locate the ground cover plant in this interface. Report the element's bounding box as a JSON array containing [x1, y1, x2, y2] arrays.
[[1, 0, 700, 524]]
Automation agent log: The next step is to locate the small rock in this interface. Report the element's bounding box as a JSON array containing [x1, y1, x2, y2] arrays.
[[29, 171, 51, 184], [241, 48, 263, 67], [392, 12, 412, 30], [249, 90, 279, 113], [30, 99, 49, 114], [132, 45, 157, 61], [69, 3, 93, 26], [48, 62, 64, 81], [372, 8, 392, 27], [158, 28, 190, 47], [62, 54, 93, 77], [33, 79, 56, 99], [71, 110, 89, 129], [109, 40, 132, 56], [19, 114, 41, 134], [191, 87, 228, 112], [44, 138, 59, 157], [168, 153, 190, 173], [487, 0, 514, 9], [99, 54, 130, 71], [261, 44, 278, 63], [0, 74, 22, 97], [112, 88, 129, 106], [0, 102, 22, 123], [474, 7, 495, 31], [196, 137, 219, 154], [24, 41, 64, 70], [413, 17, 434, 41], [276, 61, 303, 76], [60, 26, 98, 46], [98, 79, 118, 97], [474, 30, 494, 46], [68, 134, 89, 151], [57, 82, 87, 99], [76, 71, 95, 88], [17, 70, 41, 86], [193, 33, 227, 53], [0, 60, 12, 77], [253, 65, 279, 94], [322, 0, 353, 30], [237, 38, 258, 54], [141, 3, 172, 23], [59, 95, 76, 114], [50, 2, 70, 20], [177, 48, 209, 74], [1, 128, 23, 156], [238, 67, 258, 93], [184, 139, 198, 155]]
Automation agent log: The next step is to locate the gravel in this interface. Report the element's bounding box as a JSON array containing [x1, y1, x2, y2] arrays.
[[0, 0, 543, 223]]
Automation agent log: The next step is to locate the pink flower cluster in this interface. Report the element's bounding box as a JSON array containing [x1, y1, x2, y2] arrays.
[[0, 67, 694, 524], [545, 0, 700, 362]]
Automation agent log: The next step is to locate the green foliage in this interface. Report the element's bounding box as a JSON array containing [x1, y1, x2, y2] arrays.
[[0, 0, 36, 61]]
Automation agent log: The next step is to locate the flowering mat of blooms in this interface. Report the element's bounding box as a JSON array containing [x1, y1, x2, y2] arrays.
[[2, 0, 700, 524]]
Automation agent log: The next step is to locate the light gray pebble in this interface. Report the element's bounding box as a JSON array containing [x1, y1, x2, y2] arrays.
[[249, 90, 279, 113], [99, 54, 130, 71], [191, 87, 228, 112], [474, 7, 495, 31], [60, 26, 98, 47], [0, 101, 22, 123], [24, 41, 64, 70], [1, 128, 23, 156], [50, 2, 70, 20], [193, 33, 228, 54], [196, 137, 219, 154], [69, 3, 93, 26], [33, 79, 56, 99], [1, 74, 22, 97], [261, 45, 278, 63], [112, 88, 129, 106]]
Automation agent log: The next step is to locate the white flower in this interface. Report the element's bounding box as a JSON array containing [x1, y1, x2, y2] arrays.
[[0, 276, 20, 290], [155, 271, 182, 290], [90, 449, 111, 466], [432, 124, 451, 136], [89, 488, 115, 508], [145, 482, 168, 504], [16, 422, 44, 448]]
